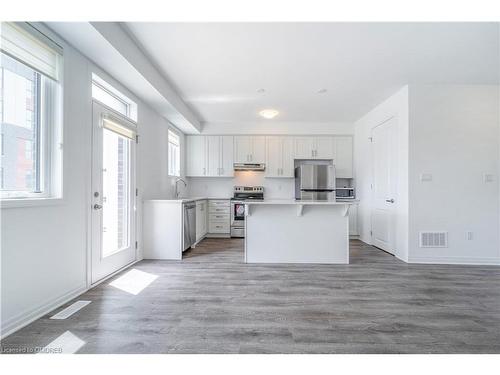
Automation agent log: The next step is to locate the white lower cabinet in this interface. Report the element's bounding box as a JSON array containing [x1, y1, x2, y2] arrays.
[[349, 204, 358, 236], [207, 200, 230, 236], [195, 200, 208, 242]]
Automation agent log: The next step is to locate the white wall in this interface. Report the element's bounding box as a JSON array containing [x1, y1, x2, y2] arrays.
[[188, 173, 295, 199], [408, 85, 499, 264], [355, 84, 500, 265], [354, 86, 409, 261], [1, 25, 176, 337]]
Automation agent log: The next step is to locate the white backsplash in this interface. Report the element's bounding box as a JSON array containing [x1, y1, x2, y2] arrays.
[[187, 171, 295, 199]]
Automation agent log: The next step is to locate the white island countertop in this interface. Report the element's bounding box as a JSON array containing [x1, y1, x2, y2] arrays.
[[245, 199, 358, 205], [144, 197, 230, 203]]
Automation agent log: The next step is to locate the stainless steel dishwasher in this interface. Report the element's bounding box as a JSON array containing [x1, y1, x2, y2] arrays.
[[183, 202, 196, 251]]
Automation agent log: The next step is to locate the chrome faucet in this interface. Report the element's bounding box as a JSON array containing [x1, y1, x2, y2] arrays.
[[175, 178, 187, 199]]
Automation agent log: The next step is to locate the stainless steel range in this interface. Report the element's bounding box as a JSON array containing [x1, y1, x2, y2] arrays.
[[230, 186, 264, 237]]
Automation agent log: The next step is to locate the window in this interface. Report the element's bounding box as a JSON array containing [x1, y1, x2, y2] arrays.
[[1, 22, 62, 200], [168, 129, 180, 177], [92, 74, 137, 122]]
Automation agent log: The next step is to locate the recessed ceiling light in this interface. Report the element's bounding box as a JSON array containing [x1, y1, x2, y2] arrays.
[[259, 109, 279, 119], [257, 88, 266, 94], [317, 88, 328, 94]]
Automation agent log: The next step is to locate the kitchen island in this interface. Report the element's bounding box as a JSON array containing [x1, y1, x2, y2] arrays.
[[244, 200, 358, 264]]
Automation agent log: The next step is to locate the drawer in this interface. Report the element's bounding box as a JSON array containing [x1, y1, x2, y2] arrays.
[[209, 221, 230, 233], [209, 213, 229, 221], [209, 206, 230, 214], [208, 200, 230, 207]]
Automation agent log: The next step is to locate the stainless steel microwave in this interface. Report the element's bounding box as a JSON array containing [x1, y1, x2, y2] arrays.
[[335, 188, 355, 199]]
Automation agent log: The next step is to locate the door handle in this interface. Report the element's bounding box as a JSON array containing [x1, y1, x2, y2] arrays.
[[94, 204, 103, 210], [385, 199, 395, 203]]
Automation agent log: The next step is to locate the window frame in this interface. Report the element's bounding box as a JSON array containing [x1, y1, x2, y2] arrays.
[[0, 24, 63, 206], [91, 74, 137, 123], [167, 128, 181, 177]]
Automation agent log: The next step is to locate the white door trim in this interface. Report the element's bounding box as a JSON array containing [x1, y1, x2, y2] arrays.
[[370, 115, 398, 255], [90, 100, 138, 284]]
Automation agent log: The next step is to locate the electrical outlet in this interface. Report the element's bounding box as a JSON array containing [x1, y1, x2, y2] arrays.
[[420, 173, 433, 182], [466, 231, 473, 241], [484, 174, 494, 183]]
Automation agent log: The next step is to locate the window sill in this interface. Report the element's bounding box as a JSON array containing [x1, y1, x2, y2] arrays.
[[0, 197, 65, 209]]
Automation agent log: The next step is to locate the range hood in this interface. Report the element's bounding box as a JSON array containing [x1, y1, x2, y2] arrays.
[[233, 163, 266, 171]]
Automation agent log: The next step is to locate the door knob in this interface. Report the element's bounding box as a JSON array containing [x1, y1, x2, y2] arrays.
[[385, 199, 395, 203], [94, 204, 103, 210]]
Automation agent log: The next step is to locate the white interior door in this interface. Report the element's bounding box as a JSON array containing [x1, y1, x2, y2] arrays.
[[91, 101, 137, 284], [371, 117, 398, 254]]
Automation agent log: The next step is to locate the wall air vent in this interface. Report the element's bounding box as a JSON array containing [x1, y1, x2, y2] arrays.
[[419, 231, 448, 248]]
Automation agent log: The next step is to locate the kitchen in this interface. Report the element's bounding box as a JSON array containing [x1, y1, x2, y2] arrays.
[[143, 134, 358, 263], [1, 18, 499, 358]]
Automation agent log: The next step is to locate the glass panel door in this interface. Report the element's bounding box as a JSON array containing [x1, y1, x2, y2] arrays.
[[102, 128, 130, 257], [91, 101, 136, 284]]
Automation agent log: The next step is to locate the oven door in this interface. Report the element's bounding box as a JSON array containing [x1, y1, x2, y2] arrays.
[[231, 201, 246, 226]]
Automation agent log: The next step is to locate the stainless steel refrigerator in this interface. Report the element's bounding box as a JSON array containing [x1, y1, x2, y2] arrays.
[[295, 164, 336, 201]]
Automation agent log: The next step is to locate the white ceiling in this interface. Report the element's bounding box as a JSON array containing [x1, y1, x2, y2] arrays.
[[124, 22, 499, 124]]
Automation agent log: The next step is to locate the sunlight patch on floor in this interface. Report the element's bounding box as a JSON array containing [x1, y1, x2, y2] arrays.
[[109, 268, 159, 295], [38, 331, 86, 354]]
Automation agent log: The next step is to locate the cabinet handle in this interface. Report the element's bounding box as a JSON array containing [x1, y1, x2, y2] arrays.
[[203, 167, 206, 175]]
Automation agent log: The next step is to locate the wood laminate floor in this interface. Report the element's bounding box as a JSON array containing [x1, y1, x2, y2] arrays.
[[2, 239, 500, 354]]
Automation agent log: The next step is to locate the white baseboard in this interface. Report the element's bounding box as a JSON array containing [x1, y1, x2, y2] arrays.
[[1, 284, 88, 340], [408, 256, 500, 266], [1, 259, 141, 339]]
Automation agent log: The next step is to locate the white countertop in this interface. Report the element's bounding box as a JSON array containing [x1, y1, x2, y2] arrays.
[[244, 199, 358, 205], [144, 197, 230, 203]]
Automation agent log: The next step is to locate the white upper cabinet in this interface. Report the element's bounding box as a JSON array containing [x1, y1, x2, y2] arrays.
[[265, 136, 294, 178], [234, 136, 252, 163], [234, 136, 265, 163], [294, 136, 335, 159], [265, 137, 283, 177], [187, 135, 352, 179], [315, 137, 335, 159], [281, 137, 294, 177], [334, 136, 353, 178], [294, 136, 316, 159], [186, 136, 207, 176], [219, 136, 234, 177], [206, 136, 221, 176], [251, 136, 266, 163], [186, 135, 233, 177]]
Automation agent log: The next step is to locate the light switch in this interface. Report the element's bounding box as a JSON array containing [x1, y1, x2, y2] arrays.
[[484, 174, 494, 183], [420, 173, 433, 182]]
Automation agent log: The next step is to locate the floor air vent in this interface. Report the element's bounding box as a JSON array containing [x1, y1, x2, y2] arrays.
[[419, 231, 448, 248]]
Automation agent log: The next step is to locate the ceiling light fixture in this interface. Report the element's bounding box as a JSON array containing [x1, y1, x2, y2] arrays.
[[259, 109, 279, 119], [317, 88, 328, 94], [257, 88, 266, 94]]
